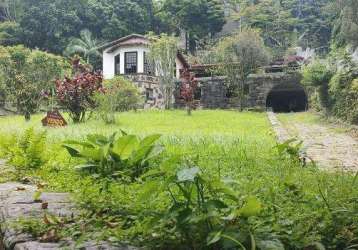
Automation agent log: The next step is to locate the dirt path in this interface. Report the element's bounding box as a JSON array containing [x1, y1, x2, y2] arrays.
[[278, 114, 358, 172]]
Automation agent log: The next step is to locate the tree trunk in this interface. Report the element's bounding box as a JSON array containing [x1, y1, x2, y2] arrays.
[[24, 111, 31, 121], [187, 104, 192, 116]]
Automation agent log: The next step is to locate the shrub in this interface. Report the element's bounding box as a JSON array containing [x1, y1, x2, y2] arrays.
[[0, 45, 70, 120], [56, 58, 104, 123], [63, 132, 163, 184], [0, 128, 47, 173], [94, 76, 142, 124], [137, 166, 283, 249], [302, 60, 334, 112]]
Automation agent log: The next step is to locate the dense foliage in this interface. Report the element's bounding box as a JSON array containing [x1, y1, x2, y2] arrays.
[[55, 59, 103, 123], [0, 45, 69, 119], [237, 0, 333, 57], [302, 48, 358, 124], [214, 29, 270, 109], [94, 76, 142, 124]]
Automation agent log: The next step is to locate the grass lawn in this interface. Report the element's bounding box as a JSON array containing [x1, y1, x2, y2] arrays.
[[0, 110, 357, 249], [0, 110, 273, 139]]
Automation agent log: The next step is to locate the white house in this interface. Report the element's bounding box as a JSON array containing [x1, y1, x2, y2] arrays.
[[100, 34, 188, 108], [100, 34, 187, 79]]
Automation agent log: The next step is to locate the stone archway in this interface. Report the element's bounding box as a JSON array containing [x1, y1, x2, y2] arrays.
[[266, 83, 308, 112]]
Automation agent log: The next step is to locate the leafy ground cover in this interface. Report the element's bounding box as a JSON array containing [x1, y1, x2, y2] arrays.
[[0, 110, 357, 249]]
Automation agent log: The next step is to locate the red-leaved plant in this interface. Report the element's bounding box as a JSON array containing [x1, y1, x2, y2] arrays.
[[180, 69, 198, 116], [55, 58, 104, 123]]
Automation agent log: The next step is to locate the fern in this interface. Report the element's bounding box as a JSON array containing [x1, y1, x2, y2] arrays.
[[1, 128, 47, 170]]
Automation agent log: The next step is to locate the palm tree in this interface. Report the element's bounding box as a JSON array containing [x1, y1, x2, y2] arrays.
[[65, 29, 101, 65]]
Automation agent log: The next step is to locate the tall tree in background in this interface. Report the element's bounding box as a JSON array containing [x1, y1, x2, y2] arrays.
[[83, 0, 154, 41], [148, 34, 178, 109], [14, 0, 155, 55], [332, 0, 358, 48], [19, 0, 84, 54], [65, 29, 102, 65], [0, 0, 23, 21], [239, 0, 333, 57], [158, 0, 225, 53], [215, 29, 270, 110], [239, 0, 298, 57]]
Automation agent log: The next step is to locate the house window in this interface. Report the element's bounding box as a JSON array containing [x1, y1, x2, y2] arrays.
[[144, 52, 154, 75], [114, 54, 120, 75], [146, 88, 154, 101], [125, 52, 137, 74]]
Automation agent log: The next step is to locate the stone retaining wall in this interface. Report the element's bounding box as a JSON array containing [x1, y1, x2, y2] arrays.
[[195, 72, 303, 109]]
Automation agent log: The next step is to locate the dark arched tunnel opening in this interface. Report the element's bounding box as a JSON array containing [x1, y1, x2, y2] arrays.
[[266, 85, 308, 112]]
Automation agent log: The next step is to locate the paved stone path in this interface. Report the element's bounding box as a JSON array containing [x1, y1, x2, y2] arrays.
[[268, 112, 358, 172], [0, 181, 137, 250]]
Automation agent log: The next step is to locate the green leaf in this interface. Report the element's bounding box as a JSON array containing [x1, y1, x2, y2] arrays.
[[62, 145, 80, 157], [207, 231, 222, 245], [140, 134, 161, 147], [257, 240, 285, 250], [86, 134, 109, 146], [80, 147, 102, 161], [204, 199, 228, 210], [63, 140, 94, 148], [140, 145, 164, 164], [112, 135, 139, 160], [177, 167, 200, 182], [239, 196, 262, 218]]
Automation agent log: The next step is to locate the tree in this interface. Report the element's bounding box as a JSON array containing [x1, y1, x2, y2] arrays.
[[180, 69, 198, 116], [0, 0, 23, 21], [65, 29, 102, 65], [302, 60, 333, 112], [0, 45, 69, 120], [332, 0, 358, 48], [0, 21, 20, 46], [239, 0, 298, 58], [238, 0, 333, 56], [55, 58, 104, 123], [158, 0, 225, 53], [148, 34, 178, 109], [215, 29, 270, 110], [19, 0, 84, 54]]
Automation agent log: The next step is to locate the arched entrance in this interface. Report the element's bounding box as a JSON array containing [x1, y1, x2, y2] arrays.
[[266, 84, 308, 112]]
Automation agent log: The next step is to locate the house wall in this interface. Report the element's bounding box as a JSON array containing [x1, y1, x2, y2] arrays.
[[175, 57, 185, 79], [103, 45, 184, 80], [103, 45, 150, 79]]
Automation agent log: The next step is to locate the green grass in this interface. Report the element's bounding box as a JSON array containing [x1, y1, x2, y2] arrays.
[[0, 110, 273, 139], [0, 110, 357, 249]]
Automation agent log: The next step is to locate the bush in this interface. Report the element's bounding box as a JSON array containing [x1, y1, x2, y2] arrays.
[[301, 60, 334, 112], [0, 45, 70, 120], [63, 132, 163, 183], [94, 76, 142, 124], [56, 58, 103, 123], [0, 128, 47, 173]]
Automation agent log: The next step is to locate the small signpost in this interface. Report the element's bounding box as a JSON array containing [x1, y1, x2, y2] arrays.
[[41, 110, 67, 127]]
